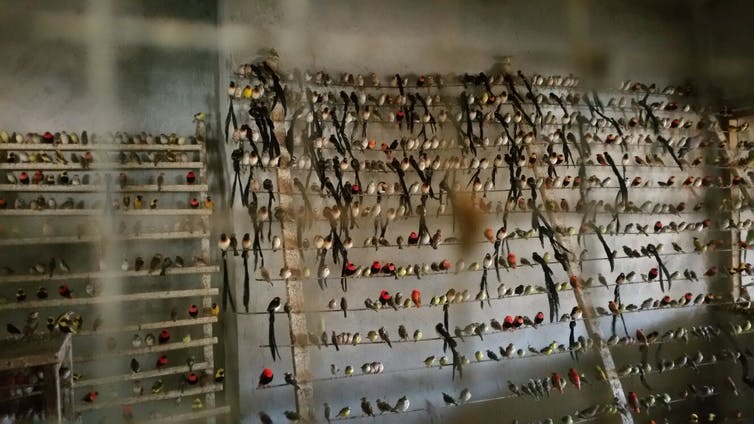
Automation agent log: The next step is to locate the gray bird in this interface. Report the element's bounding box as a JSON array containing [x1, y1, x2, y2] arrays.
[[361, 397, 374, 416], [376, 399, 392, 414], [323, 402, 331, 422], [378, 327, 392, 348], [393, 396, 409, 412]]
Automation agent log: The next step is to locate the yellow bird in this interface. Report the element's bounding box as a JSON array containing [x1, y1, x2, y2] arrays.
[[242, 85, 253, 99], [204, 196, 215, 210], [133, 195, 143, 209]]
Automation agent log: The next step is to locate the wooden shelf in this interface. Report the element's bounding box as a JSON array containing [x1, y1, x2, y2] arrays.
[[73, 362, 211, 389], [0, 184, 208, 193], [0, 265, 218, 284], [74, 337, 218, 363], [76, 383, 223, 412], [0, 288, 219, 311], [0, 144, 202, 152], [0, 162, 204, 170], [78, 316, 218, 336], [0, 390, 44, 402], [135, 405, 231, 424], [0, 333, 71, 371], [0, 208, 212, 217], [0, 231, 209, 246]]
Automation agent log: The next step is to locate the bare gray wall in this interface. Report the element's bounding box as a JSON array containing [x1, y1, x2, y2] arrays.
[[0, 0, 218, 134]]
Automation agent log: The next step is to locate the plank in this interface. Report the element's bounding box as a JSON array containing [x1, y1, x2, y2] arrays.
[[74, 337, 218, 363], [0, 184, 207, 193], [78, 316, 218, 336], [0, 288, 219, 311], [74, 362, 210, 388], [76, 383, 223, 411], [0, 143, 201, 151], [0, 265, 219, 284], [0, 231, 209, 246], [135, 405, 230, 424]]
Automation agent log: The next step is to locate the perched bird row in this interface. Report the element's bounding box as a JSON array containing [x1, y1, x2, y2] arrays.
[[0, 195, 213, 211], [506, 368, 584, 400], [0, 130, 197, 146]]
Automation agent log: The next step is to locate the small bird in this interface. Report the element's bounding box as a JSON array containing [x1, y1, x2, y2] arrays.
[[340, 297, 348, 318], [148, 254, 162, 274], [258, 368, 273, 388], [393, 396, 410, 412], [259, 267, 272, 286], [568, 368, 581, 390], [411, 289, 421, 307], [360, 397, 375, 416], [151, 379, 163, 394], [81, 391, 98, 402], [336, 406, 351, 418], [156, 172, 164, 191], [6, 323, 21, 335], [324, 402, 331, 422], [378, 327, 392, 348], [442, 392, 457, 406], [376, 399, 392, 414], [57, 284, 73, 299], [155, 355, 168, 369], [459, 388, 471, 402], [284, 372, 300, 390], [134, 256, 144, 271]]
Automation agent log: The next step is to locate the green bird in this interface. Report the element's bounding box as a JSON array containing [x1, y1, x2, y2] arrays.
[[336, 406, 351, 418]]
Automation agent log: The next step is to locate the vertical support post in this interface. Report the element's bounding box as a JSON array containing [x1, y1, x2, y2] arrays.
[[727, 119, 742, 300], [45, 363, 61, 423], [526, 157, 633, 424], [277, 168, 315, 422], [197, 124, 216, 413], [541, 211, 632, 424], [273, 116, 314, 421]]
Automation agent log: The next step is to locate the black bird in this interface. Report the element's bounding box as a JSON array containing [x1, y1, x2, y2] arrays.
[[160, 256, 173, 276], [148, 254, 162, 274], [442, 392, 458, 406], [340, 297, 348, 318], [331, 331, 339, 351], [284, 372, 300, 390], [134, 256, 144, 272], [36, 287, 48, 299], [267, 297, 282, 360], [241, 233, 252, 313], [6, 323, 21, 335]]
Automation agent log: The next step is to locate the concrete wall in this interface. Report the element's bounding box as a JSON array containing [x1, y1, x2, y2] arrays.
[[0, 0, 218, 134], [216, 1, 749, 423]]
